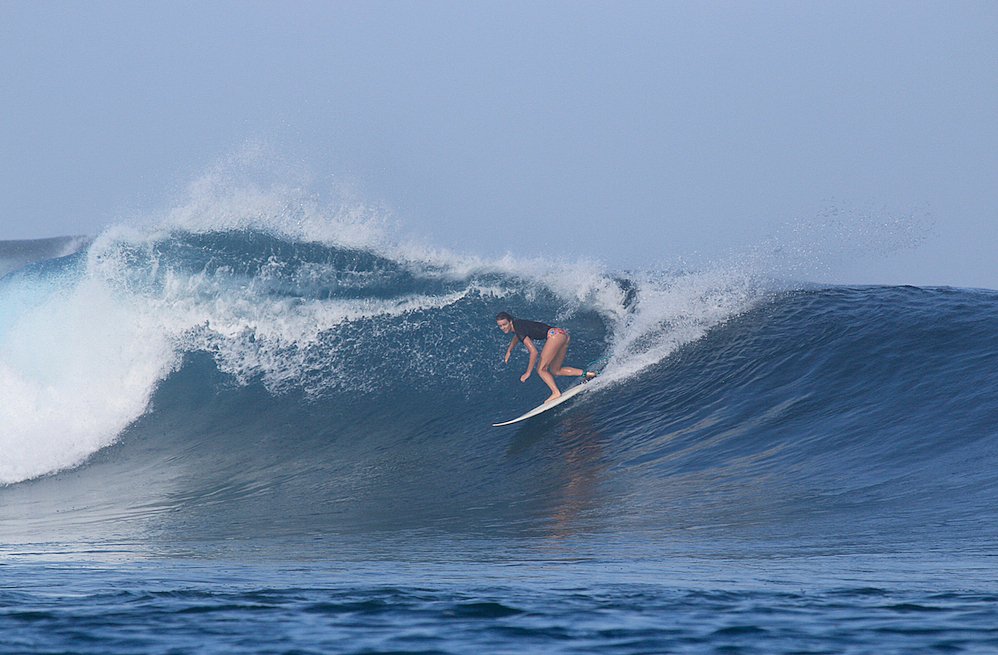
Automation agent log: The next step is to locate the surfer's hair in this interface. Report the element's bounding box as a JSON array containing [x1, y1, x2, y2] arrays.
[[495, 312, 513, 322]]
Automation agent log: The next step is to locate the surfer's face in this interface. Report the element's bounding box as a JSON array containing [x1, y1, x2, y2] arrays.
[[497, 319, 513, 333]]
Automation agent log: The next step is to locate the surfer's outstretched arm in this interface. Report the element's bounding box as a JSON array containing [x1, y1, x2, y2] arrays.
[[520, 337, 538, 382], [503, 335, 520, 363]]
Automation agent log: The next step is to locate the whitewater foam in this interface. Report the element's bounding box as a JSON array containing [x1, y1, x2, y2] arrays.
[[0, 273, 180, 484], [598, 265, 768, 384]]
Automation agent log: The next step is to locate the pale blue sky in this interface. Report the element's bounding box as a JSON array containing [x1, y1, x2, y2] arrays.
[[2, 1, 996, 287]]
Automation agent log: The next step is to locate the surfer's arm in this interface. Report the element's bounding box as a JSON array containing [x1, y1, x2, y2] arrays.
[[520, 337, 538, 382], [504, 336, 520, 363], [504, 335, 520, 364]]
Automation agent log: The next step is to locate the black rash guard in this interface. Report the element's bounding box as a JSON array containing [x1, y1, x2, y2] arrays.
[[513, 319, 552, 342]]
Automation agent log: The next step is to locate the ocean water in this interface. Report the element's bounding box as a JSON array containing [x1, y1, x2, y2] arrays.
[[2, 215, 997, 653]]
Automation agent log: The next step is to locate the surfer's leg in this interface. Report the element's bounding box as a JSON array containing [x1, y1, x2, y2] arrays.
[[538, 334, 567, 401], [550, 334, 583, 377]]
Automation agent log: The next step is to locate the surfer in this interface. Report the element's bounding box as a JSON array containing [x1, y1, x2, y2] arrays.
[[496, 312, 597, 403]]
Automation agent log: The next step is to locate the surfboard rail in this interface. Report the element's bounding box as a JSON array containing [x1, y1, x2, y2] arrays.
[[492, 381, 591, 427]]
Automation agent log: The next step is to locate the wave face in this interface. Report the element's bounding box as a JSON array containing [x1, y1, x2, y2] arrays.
[[2, 227, 996, 549]]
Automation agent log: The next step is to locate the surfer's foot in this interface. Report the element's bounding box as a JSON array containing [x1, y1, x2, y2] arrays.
[[584, 371, 598, 381], [545, 392, 562, 404]]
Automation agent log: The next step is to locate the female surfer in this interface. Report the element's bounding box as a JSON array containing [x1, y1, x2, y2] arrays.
[[496, 312, 597, 403]]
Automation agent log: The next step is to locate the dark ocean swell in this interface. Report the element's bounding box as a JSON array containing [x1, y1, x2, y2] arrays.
[[2, 230, 997, 551]]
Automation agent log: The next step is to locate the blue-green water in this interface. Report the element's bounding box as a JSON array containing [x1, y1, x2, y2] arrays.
[[5, 545, 998, 654]]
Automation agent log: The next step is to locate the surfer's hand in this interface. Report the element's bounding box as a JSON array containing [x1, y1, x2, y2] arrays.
[[504, 351, 511, 364], [520, 372, 530, 383]]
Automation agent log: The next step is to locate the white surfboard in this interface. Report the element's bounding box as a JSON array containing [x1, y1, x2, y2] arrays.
[[492, 381, 592, 427]]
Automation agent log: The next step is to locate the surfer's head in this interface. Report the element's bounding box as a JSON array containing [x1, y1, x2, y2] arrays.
[[495, 312, 514, 333]]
